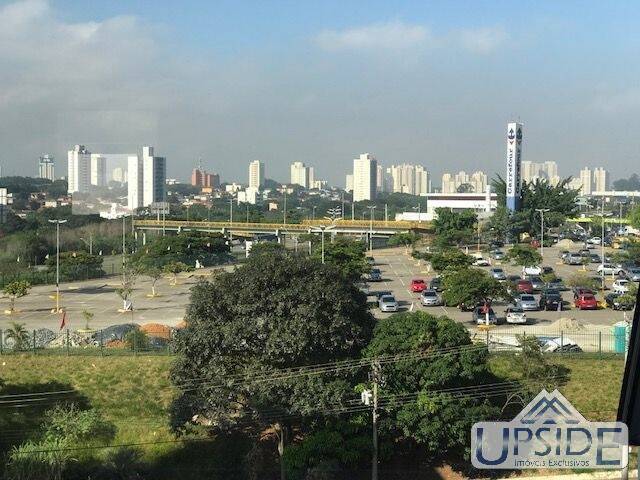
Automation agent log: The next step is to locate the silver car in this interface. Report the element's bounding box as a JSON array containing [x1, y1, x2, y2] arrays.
[[624, 267, 640, 282], [505, 306, 527, 324], [517, 294, 539, 311], [378, 295, 398, 312], [490, 268, 507, 281], [420, 289, 442, 306]]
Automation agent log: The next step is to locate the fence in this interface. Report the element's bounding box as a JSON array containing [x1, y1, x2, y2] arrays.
[[0, 327, 174, 356], [473, 328, 628, 355]]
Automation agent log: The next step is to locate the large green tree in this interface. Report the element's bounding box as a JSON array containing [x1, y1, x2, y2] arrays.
[[432, 208, 477, 247], [133, 232, 229, 269], [363, 312, 500, 462], [425, 248, 473, 273], [441, 268, 508, 307], [312, 237, 370, 282], [507, 244, 543, 269], [170, 250, 375, 479], [45, 251, 104, 281]]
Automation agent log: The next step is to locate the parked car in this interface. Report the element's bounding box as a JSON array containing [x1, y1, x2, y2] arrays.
[[605, 292, 635, 310], [472, 306, 497, 325], [429, 277, 443, 292], [410, 279, 427, 293], [517, 294, 539, 311], [523, 265, 542, 276], [539, 290, 562, 311], [516, 280, 534, 294], [573, 287, 594, 299], [507, 274, 521, 283], [579, 248, 591, 257], [612, 279, 631, 294], [458, 300, 479, 312], [367, 268, 382, 282], [374, 290, 393, 300], [491, 250, 505, 260], [545, 278, 567, 291], [565, 253, 584, 265], [420, 289, 442, 307], [505, 306, 527, 324], [472, 253, 490, 266], [527, 276, 545, 291], [575, 294, 598, 310], [597, 263, 624, 276], [624, 267, 640, 282], [541, 266, 554, 275], [490, 267, 507, 281], [587, 236, 601, 245], [378, 295, 398, 312], [559, 250, 570, 259], [590, 253, 602, 264]]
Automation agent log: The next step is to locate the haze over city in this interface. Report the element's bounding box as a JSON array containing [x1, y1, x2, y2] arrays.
[[1, 0, 639, 184]]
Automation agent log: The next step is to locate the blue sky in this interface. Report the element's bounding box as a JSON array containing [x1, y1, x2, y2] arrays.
[[1, 0, 639, 185]]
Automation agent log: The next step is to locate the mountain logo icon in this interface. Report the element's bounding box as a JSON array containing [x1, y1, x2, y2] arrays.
[[514, 389, 586, 425]]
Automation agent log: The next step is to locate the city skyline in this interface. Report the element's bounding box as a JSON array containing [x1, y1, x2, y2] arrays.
[[1, 1, 639, 184]]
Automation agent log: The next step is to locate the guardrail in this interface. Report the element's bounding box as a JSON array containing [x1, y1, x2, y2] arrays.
[[134, 219, 431, 231]]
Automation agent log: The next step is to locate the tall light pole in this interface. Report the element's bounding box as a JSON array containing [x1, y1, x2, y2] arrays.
[[312, 206, 317, 221], [341, 192, 345, 220], [601, 197, 606, 290], [48, 219, 67, 313], [367, 206, 377, 254], [283, 190, 287, 225], [535, 208, 550, 259]]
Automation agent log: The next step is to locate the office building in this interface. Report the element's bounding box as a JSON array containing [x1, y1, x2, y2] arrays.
[[593, 167, 610, 193], [249, 160, 264, 189], [38, 155, 55, 181], [90, 154, 107, 187], [142, 146, 166, 207], [352, 153, 377, 202], [67, 145, 91, 194], [290, 161, 313, 188], [579, 168, 592, 196]]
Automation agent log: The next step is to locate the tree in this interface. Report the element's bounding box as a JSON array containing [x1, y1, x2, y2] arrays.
[[3, 281, 31, 314], [456, 183, 474, 193], [124, 329, 149, 351], [507, 244, 542, 270], [140, 265, 163, 297], [5, 322, 30, 350], [629, 206, 640, 230], [45, 251, 104, 281], [566, 272, 599, 290], [432, 208, 477, 247], [80, 310, 94, 332], [614, 174, 640, 191], [312, 237, 370, 282], [133, 232, 229, 270], [163, 261, 192, 286], [363, 312, 500, 462], [170, 251, 375, 479], [441, 268, 508, 307], [425, 248, 473, 273], [387, 232, 420, 253]]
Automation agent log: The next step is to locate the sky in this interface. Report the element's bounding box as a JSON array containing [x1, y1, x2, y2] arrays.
[[1, 0, 639, 186]]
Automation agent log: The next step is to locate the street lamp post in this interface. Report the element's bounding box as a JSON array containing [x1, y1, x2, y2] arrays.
[[312, 206, 316, 221], [367, 206, 377, 254], [601, 197, 606, 290], [283, 190, 287, 225], [48, 219, 67, 313], [79, 234, 93, 255], [535, 208, 550, 259]]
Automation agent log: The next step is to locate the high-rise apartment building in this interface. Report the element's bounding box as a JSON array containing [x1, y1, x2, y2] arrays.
[[386, 164, 430, 195], [290, 161, 313, 188], [142, 146, 166, 207], [191, 167, 220, 189], [345, 174, 353, 192], [127, 155, 143, 210], [579, 168, 592, 195], [38, 155, 55, 181], [521, 161, 560, 185], [249, 160, 264, 189], [593, 167, 610, 193], [441, 170, 487, 194], [352, 153, 377, 202], [90, 154, 107, 187], [112, 167, 127, 184], [67, 145, 91, 194]]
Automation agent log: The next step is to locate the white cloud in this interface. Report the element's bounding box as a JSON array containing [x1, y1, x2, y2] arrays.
[[457, 27, 508, 54], [315, 20, 430, 51]]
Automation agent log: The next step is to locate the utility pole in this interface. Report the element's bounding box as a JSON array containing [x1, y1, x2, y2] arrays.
[[48, 219, 67, 313], [122, 214, 127, 284], [601, 197, 605, 291], [371, 361, 381, 480], [367, 206, 376, 254], [384, 203, 388, 225], [341, 191, 345, 220], [535, 209, 550, 260], [283, 190, 287, 225], [351, 202, 355, 221]]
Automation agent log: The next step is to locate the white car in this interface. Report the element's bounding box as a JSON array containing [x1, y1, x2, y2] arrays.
[[523, 265, 542, 276], [505, 306, 527, 324], [378, 295, 398, 312], [472, 256, 490, 267], [597, 263, 624, 276], [612, 279, 631, 294], [587, 236, 602, 245]]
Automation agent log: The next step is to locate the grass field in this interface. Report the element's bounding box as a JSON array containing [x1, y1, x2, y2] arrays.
[[0, 353, 628, 478]]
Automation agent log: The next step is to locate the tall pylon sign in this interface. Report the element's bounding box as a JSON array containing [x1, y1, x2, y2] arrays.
[[506, 122, 523, 212]]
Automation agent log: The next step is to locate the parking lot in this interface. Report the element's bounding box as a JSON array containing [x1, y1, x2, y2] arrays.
[[367, 244, 633, 335]]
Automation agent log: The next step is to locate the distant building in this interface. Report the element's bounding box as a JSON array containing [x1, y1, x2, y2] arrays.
[[345, 174, 353, 192], [249, 160, 264, 189], [579, 168, 592, 196], [112, 167, 127, 184], [441, 170, 487, 194], [142, 146, 166, 207], [90, 154, 107, 187], [127, 155, 143, 210], [38, 155, 55, 181], [290, 161, 314, 188], [67, 145, 91, 194], [352, 153, 377, 202], [237, 187, 259, 205], [191, 167, 220, 189], [387, 164, 431, 196], [593, 167, 610, 192], [395, 190, 497, 221], [521, 161, 560, 185]]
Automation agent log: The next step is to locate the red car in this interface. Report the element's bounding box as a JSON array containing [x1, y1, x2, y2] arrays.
[[410, 279, 427, 293], [575, 294, 598, 310], [516, 280, 534, 294]]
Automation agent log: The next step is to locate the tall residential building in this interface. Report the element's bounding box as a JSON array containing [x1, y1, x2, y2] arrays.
[[521, 161, 560, 185], [352, 153, 377, 202], [579, 168, 592, 195], [142, 146, 166, 206], [376, 165, 385, 193], [38, 155, 55, 181], [191, 167, 220, 189], [127, 155, 143, 210], [345, 174, 353, 192], [67, 145, 91, 194], [290, 161, 313, 188], [593, 167, 610, 192], [90, 154, 107, 187], [249, 160, 264, 189], [387, 164, 431, 196], [441, 170, 487, 194], [112, 167, 127, 184]]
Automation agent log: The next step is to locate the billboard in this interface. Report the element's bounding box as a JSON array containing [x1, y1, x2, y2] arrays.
[[506, 122, 523, 211]]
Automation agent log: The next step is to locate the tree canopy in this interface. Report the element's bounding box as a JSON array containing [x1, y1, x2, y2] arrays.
[[441, 268, 508, 307], [133, 232, 229, 269], [44, 252, 104, 280], [432, 208, 477, 247], [312, 237, 370, 281], [507, 244, 543, 268], [425, 248, 473, 273]]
